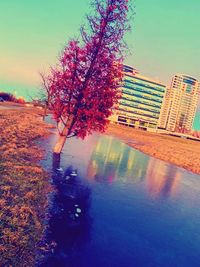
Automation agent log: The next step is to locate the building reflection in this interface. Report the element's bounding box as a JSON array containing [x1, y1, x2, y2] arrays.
[[86, 136, 149, 183], [86, 135, 182, 199], [146, 158, 181, 198]]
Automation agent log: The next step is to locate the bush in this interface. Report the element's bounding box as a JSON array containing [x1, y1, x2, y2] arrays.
[[0, 92, 16, 102], [16, 97, 26, 104], [0, 92, 27, 104]]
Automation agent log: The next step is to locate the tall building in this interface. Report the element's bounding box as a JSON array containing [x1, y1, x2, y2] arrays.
[[110, 65, 166, 130], [157, 86, 171, 129], [159, 74, 200, 132]]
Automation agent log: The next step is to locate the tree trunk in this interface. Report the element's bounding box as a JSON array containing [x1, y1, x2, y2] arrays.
[[42, 104, 47, 121], [53, 133, 67, 154], [53, 115, 74, 154]]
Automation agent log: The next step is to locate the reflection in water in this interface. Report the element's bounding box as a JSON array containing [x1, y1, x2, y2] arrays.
[[40, 162, 92, 267], [146, 158, 181, 198], [87, 136, 149, 183], [40, 131, 200, 267], [86, 136, 181, 199]]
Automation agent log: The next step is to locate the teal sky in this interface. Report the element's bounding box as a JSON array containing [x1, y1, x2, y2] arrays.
[[0, 0, 199, 129]]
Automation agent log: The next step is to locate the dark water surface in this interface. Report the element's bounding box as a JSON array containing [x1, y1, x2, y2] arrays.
[[41, 129, 200, 267]]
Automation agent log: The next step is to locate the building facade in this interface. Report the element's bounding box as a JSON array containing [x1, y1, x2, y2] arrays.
[[110, 65, 166, 130], [159, 74, 200, 132]]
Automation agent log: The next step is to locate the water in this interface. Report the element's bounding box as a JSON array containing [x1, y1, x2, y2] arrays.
[[40, 130, 200, 267]]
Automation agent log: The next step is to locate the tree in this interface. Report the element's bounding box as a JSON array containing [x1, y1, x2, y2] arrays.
[[42, 0, 132, 154], [0, 92, 16, 102], [39, 73, 52, 120]]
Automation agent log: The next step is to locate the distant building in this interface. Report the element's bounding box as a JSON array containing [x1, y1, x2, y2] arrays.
[[157, 86, 171, 129], [110, 65, 166, 130], [159, 74, 200, 132]]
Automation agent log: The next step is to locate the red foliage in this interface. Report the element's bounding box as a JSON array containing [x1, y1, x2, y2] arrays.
[[16, 97, 26, 104], [43, 0, 132, 140]]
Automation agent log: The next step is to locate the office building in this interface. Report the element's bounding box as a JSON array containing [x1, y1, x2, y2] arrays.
[[110, 65, 166, 130], [159, 74, 200, 132]]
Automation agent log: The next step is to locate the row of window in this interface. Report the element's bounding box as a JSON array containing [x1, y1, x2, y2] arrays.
[[117, 110, 158, 124], [125, 74, 165, 90], [122, 89, 163, 104], [117, 116, 157, 128], [123, 86, 163, 102], [117, 106, 159, 119], [124, 77, 166, 93], [119, 100, 160, 114], [121, 96, 161, 109], [183, 78, 196, 86], [124, 83, 164, 99]]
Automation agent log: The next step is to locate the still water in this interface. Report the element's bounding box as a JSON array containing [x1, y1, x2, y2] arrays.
[[41, 131, 200, 267]]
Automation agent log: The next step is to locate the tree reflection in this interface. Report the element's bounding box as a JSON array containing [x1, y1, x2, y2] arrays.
[[39, 155, 92, 267]]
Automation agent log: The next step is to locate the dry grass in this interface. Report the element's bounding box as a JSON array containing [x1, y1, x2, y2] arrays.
[[106, 124, 200, 175], [0, 108, 52, 266]]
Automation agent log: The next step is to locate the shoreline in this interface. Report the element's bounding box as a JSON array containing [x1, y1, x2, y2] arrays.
[[106, 124, 200, 176]]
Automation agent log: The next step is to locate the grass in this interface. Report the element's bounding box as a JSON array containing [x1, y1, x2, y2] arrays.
[[0, 108, 52, 266]]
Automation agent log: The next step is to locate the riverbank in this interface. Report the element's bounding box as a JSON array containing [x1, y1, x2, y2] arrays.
[[106, 124, 200, 175], [0, 108, 52, 266]]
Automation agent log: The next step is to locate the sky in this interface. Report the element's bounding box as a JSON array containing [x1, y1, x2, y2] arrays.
[[0, 0, 200, 129]]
